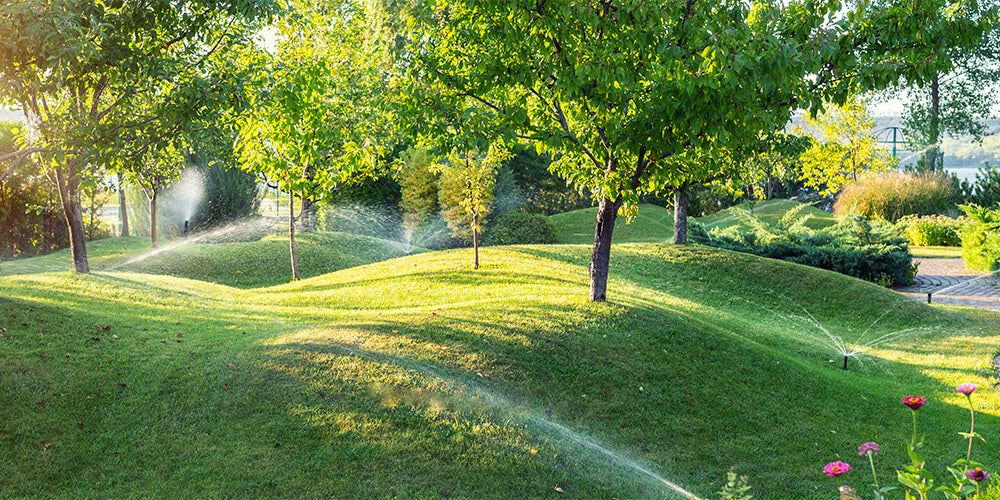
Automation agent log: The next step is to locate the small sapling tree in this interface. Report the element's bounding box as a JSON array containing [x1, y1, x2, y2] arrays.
[[434, 145, 510, 269]]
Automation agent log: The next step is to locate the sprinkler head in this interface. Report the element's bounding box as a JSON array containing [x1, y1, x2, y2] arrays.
[[843, 355, 848, 371], [183, 220, 189, 237]]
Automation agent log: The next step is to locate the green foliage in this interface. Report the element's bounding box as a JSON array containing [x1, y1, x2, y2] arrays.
[[896, 214, 967, 246], [505, 146, 591, 216], [958, 204, 1000, 271], [186, 127, 261, 231], [958, 163, 1000, 208], [433, 145, 510, 243], [833, 171, 958, 222], [0, 0, 277, 271], [401, 0, 985, 298], [397, 146, 441, 228], [797, 100, 899, 196], [236, 1, 386, 207], [484, 211, 558, 246], [0, 122, 68, 259], [701, 209, 916, 285]]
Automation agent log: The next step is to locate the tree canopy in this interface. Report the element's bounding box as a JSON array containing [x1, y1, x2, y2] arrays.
[[0, 0, 277, 272], [403, 0, 986, 301]]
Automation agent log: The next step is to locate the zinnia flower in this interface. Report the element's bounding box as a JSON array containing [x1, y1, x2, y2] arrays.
[[858, 442, 880, 456], [956, 383, 978, 395], [902, 395, 926, 410], [824, 461, 851, 477], [966, 467, 989, 482]]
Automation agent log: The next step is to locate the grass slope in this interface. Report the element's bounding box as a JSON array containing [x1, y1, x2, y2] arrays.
[[3, 232, 424, 288], [551, 203, 676, 244], [2, 243, 999, 499]]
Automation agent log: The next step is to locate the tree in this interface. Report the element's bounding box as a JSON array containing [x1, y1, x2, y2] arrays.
[[236, 0, 386, 280], [434, 145, 510, 269], [899, 0, 1000, 171], [404, 0, 981, 301], [124, 143, 184, 249], [0, 0, 276, 273], [797, 100, 899, 196]]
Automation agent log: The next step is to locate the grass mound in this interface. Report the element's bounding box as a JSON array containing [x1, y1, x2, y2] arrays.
[[551, 203, 675, 244], [2, 244, 998, 498], [4, 232, 425, 288]]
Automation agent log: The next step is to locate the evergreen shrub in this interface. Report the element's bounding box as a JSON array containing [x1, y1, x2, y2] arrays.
[[485, 211, 558, 245]]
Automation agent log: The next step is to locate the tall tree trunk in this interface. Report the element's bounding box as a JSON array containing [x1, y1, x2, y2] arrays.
[[149, 190, 158, 249], [117, 173, 129, 237], [289, 190, 299, 280], [590, 197, 621, 302], [473, 212, 480, 270], [673, 189, 689, 244], [928, 72, 941, 172], [55, 163, 89, 273]]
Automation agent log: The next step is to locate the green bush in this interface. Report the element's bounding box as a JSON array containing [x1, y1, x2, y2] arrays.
[[958, 163, 1000, 208], [700, 208, 915, 286], [484, 211, 558, 245], [896, 214, 967, 246], [833, 171, 958, 222], [959, 204, 1000, 272]]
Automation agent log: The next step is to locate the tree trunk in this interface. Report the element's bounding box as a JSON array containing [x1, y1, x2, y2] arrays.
[[301, 196, 314, 233], [149, 190, 158, 249], [473, 212, 480, 270], [289, 190, 299, 280], [54, 163, 89, 273], [673, 189, 688, 244], [117, 173, 129, 237], [928, 72, 941, 172], [590, 197, 621, 302]]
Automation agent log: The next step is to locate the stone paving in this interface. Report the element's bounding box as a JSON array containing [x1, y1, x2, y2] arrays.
[[893, 258, 1000, 312]]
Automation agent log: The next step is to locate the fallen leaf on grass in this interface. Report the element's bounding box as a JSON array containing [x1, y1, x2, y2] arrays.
[[227, 364, 237, 371], [554, 486, 564, 493]]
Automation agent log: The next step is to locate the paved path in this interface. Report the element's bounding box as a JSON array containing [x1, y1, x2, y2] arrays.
[[893, 258, 1000, 311]]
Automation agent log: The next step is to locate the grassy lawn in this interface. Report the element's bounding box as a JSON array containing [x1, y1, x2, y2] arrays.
[[2, 238, 999, 498], [550, 203, 676, 244], [911, 246, 965, 258]]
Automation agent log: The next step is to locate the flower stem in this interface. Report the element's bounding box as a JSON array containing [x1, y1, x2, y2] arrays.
[[867, 450, 879, 489], [911, 409, 918, 449], [966, 394, 976, 462]]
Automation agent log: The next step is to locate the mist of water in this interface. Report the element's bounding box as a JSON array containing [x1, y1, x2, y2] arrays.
[[105, 218, 275, 271], [725, 291, 931, 367], [324, 204, 452, 254]]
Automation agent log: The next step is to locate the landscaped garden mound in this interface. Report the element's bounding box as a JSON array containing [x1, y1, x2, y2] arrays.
[[1, 243, 997, 498]]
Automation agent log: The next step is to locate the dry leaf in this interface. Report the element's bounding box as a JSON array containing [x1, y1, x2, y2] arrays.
[[227, 364, 237, 371]]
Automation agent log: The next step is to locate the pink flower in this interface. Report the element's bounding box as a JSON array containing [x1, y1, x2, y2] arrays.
[[858, 442, 880, 456], [956, 383, 978, 395], [966, 467, 989, 482], [902, 395, 926, 410], [824, 461, 851, 477]]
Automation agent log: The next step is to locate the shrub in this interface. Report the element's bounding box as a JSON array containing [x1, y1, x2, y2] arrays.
[[958, 204, 1000, 272], [484, 211, 558, 245], [833, 171, 958, 222], [700, 208, 916, 286], [896, 214, 967, 247], [958, 163, 1000, 208]]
